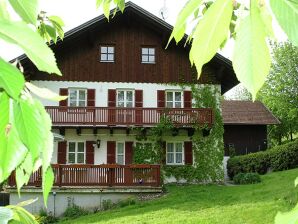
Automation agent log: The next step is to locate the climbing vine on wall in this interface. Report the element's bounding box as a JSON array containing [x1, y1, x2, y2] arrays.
[[132, 85, 224, 183]]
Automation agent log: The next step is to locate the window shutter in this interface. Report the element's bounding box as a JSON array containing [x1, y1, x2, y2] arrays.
[[135, 90, 143, 124], [86, 141, 95, 164], [108, 89, 116, 107], [107, 141, 116, 164], [184, 91, 192, 108], [157, 90, 165, 108], [87, 89, 96, 107], [59, 88, 68, 106], [125, 142, 133, 165], [58, 141, 67, 164], [161, 141, 167, 164], [184, 141, 193, 165]]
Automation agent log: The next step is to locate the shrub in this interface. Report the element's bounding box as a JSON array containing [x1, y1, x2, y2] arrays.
[[102, 199, 114, 211], [227, 140, 298, 179], [35, 209, 58, 224], [63, 204, 89, 219], [233, 173, 261, 185], [118, 197, 136, 208]]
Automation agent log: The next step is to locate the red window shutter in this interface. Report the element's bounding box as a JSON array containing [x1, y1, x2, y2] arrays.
[[184, 141, 193, 165], [57, 141, 67, 164], [107, 141, 116, 164], [108, 89, 116, 107], [161, 141, 167, 164], [184, 91, 192, 108], [157, 90, 165, 108], [87, 89, 96, 107], [135, 90, 143, 107], [125, 142, 133, 165], [86, 141, 95, 164], [59, 88, 68, 106]]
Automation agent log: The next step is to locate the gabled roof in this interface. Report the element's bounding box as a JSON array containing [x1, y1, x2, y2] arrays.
[[222, 100, 280, 125], [16, 1, 239, 93]]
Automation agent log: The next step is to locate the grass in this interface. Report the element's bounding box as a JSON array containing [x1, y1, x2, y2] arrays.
[[59, 169, 298, 224]]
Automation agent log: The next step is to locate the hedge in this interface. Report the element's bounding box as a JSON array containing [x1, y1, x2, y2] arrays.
[[227, 140, 298, 179], [233, 173, 261, 185]]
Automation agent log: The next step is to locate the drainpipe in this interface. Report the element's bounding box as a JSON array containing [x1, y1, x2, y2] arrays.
[[52, 191, 56, 217]]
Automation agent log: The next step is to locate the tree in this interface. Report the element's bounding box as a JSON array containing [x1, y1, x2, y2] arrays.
[[224, 83, 252, 101], [258, 41, 298, 144]]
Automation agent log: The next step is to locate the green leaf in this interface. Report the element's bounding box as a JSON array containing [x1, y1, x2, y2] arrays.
[[50, 20, 64, 40], [0, 207, 13, 224], [42, 167, 54, 205], [103, 0, 112, 20], [15, 153, 33, 194], [167, 0, 203, 46], [275, 202, 298, 224], [25, 82, 67, 101], [45, 25, 57, 43], [48, 15, 64, 27], [295, 177, 298, 187], [7, 205, 38, 224], [114, 0, 125, 12], [13, 98, 45, 162], [260, 4, 274, 37], [8, 0, 38, 25], [0, 92, 9, 182], [0, 19, 61, 76], [16, 198, 37, 207], [0, 0, 10, 20], [270, 0, 298, 47], [96, 0, 104, 9], [189, 0, 233, 75], [0, 58, 25, 99], [232, 0, 271, 100]]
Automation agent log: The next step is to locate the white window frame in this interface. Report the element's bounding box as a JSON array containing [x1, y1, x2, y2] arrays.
[[141, 47, 155, 64], [116, 142, 125, 165], [116, 89, 135, 108], [100, 46, 115, 62], [68, 88, 87, 107], [165, 90, 183, 108], [67, 141, 86, 164], [166, 142, 184, 165]]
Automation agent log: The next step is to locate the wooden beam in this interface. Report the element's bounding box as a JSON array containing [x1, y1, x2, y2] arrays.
[[76, 127, 81, 136], [93, 128, 98, 136], [59, 128, 65, 136], [110, 128, 114, 136]]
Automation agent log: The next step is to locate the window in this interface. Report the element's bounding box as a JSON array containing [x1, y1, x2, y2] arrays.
[[166, 142, 184, 165], [100, 46, 114, 62], [117, 90, 134, 108], [68, 142, 85, 164], [166, 91, 183, 108], [141, 47, 155, 63], [116, 142, 125, 165], [69, 89, 87, 107]]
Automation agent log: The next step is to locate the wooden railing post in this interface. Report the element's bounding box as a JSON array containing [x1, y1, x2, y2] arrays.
[[125, 166, 133, 186], [156, 165, 161, 187], [58, 165, 62, 187]]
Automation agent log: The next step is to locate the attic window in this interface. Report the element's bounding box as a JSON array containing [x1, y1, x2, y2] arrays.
[[100, 46, 114, 62], [141, 47, 155, 64]]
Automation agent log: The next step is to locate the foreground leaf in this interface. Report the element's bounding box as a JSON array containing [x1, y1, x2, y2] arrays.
[[270, 0, 298, 47], [189, 0, 233, 76], [0, 207, 13, 224], [42, 167, 54, 205], [0, 19, 61, 76], [232, 0, 271, 100], [0, 92, 9, 182], [15, 153, 33, 194], [8, 0, 39, 25], [7, 204, 38, 224], [0, 58, 25, 99], [25, 82, 67, 101], [275, 203, 298, 224], [0, 0, 10, 20]]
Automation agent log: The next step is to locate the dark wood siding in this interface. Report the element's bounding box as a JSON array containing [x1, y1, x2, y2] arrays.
[[223, 125, 267, 156], [107, 141, 116, 164], [86, 141, 95, 164], [57, 141, 67, 164], [30, 16, 218, 85]]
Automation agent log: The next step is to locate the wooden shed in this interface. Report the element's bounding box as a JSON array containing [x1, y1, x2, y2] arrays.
[[222, 100, 280, 156]]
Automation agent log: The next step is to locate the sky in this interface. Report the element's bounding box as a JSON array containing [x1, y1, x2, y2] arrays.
[[1, 0, 288, 96]]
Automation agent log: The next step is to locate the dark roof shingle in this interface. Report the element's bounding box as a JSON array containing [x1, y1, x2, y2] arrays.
[[222, 100, 280, 125]]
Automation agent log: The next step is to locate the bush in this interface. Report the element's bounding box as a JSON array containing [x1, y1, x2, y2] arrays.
[[118, 197, 136, 208], [102, 199, 114, 211], [233, 173, 261, 185], [35, 209, 58, 224], [227, 140, 298, 179], [63, 204, 89, 219]]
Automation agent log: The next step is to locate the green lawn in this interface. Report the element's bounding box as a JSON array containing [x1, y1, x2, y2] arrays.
[[59, 169, 298, 224]]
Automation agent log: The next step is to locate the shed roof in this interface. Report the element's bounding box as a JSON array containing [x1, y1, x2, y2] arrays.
[[222, 100, 280, 125]]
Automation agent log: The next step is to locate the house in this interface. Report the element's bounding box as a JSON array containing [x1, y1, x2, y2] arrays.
[[222, 100, 280, 155], [6, 2, 238, 215]]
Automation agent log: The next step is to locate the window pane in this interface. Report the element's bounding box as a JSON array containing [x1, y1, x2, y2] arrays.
[[142, 55, 148, 62], [118, 91, 124, 101], [149, 48, 155, 54], [78, 142, 84, 152], [117, 155, 124, 165], [167, 143, 174, 152], [167, 153, 174, 164], [79, 90, 86, 100], [149, 55, 155, 62], [78, 101, 86, 107], [108, 54, 114, 61], [126, 91, 133, 101], [142, 48, 148, 54], [69, 90, 77, 99], [175, 102, 182, 108], [117, 143, 124, 154], [108, 47, 114, 53], [68, 153, 75, 163], [166, 92, 173, 101], [101, 47, 107, 53], [176, 153, 182, 164], [77, 153, 84, 163], [176, 143, 183, 152], [126, 102, 133, 107], [69, 101, 77, 107], [175, 92, 182, 101], [166, 102, 173, 108], [101, 54, 107, 61], [117, 102, 124, 107], [69, 142, 75, 152]]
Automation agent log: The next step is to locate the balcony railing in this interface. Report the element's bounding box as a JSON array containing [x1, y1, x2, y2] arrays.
[[45, 107, 213, 127], [8, 164, 161, 187]]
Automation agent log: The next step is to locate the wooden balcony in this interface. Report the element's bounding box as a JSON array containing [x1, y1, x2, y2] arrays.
[[45, 106, 213, 127], [8, 164, 161, 187]]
